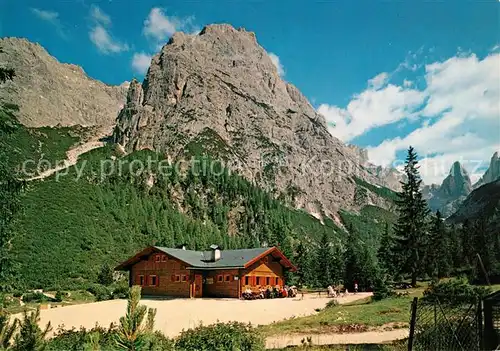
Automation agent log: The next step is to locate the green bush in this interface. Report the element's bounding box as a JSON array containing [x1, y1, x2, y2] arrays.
[[373, 275, 395, 301], [12, 291, 23, 298], [46, 325, 117, 350], [86, 284, 112, 301], [54, 291, 64, 302], [175, 322, 265, 351], [423, 278, 492, 305], [22, 292, 48, 303], [325, 299, 339, 308], [112, 285, 129, 299]]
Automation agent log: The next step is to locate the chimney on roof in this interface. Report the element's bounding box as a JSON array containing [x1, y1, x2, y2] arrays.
[[176, 243, 187, 250], [203, 244, 221, 262]]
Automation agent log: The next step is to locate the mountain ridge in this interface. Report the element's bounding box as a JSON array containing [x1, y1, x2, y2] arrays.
[[112, 24, 394, 216], [0, 37, 127, 127]]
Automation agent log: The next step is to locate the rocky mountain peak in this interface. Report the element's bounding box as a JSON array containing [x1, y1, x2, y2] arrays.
[[473, 150, 500, 189], [113, 23, 391, 215], [440, 161, 472, 197], [0, 37, 127, 127]]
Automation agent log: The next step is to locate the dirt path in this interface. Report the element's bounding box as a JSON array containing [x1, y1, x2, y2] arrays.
[[265, 329, 408, 349], [19, 293, 371, 339], [26, 125, 112, 181]]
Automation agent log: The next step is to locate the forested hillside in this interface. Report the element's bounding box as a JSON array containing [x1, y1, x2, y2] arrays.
[[0, 98, 401, 290]]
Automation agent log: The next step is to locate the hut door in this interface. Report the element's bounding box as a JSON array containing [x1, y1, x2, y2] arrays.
[[193, 274, 203, 298]]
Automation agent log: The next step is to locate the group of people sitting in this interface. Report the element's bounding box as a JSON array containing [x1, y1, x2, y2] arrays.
[[242, 285, 298, 300]]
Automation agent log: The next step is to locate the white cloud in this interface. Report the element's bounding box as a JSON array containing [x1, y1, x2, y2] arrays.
[[318, 82, 425, 141], [132, 53, 152, 74], [364, 52, 500, 184], [90, 25, 129, 54], [31, 8, 59, 22], [31, 8, 67, 38], [268, 53, 285, 77], [90, 4, 111, 26], [403, 79, 413, 87], [368, 72, 389, 90], [88, 5, 128, 54], [143, 8, 195, 41], [132, 8, 198, 75]]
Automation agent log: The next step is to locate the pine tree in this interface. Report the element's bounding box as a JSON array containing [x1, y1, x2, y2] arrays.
[[115, 286, 157, 350], [392, 146, 430, 287], [344, 232, 378, 291], [426, 211, 451, 280], [377, 222, 394, 274], [12, 307, 52, 351], [294, 241, 317, 287], [97, 263, 114, 286], [316, 232, 338, 287]]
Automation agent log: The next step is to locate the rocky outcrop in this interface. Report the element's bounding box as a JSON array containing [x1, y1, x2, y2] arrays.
[[474, 151, 500, 189], [448, 179, 500, 224], [347, 144, 403, 191], [424, 161, 472, 216], [113, 24, 392, 215], [0, 37, 127, 127]]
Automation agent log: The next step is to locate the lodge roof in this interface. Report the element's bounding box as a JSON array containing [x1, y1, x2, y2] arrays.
[[155, 247, 269, 269], [114, 246, 296, 271]]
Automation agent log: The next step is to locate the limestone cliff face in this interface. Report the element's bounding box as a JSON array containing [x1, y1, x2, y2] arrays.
[[346, 144, 403, 191], [0, 37, 127, 127], [113, 24, 391, 215]]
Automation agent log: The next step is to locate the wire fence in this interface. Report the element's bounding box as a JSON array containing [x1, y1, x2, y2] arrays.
[[483, 291, 500, 350], [408, 295, 483, 351]]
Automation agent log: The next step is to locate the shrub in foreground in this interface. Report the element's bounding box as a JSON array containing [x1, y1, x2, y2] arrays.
[[423, 278, 492, 304], [175, 321, 264, 351]]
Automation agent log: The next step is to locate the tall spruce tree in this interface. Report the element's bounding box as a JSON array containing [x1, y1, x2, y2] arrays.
[[426, 211, 451, 280], [345, 230, 379, 291], [377, 222, 394, 275], [316, 232, 337, 287], [392, 146, 430, 287]]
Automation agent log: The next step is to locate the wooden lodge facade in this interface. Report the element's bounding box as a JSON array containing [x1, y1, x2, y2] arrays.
[[115, 245, 296, 298]]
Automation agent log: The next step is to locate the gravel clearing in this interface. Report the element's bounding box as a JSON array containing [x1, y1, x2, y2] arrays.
[[32, 293, 372, 338]]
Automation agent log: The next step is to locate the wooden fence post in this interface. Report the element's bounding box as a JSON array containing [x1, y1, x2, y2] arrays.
[[408, 297, 418, 351], [477, 299, 483, 351]]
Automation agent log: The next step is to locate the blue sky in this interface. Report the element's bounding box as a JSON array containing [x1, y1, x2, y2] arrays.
[[2, 0, 499, 184]]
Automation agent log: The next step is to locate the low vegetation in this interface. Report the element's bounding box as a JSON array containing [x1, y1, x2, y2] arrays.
[[1, 286, 266, 351], [0, 103, 87, 176], [260, 296, 412, 337]]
